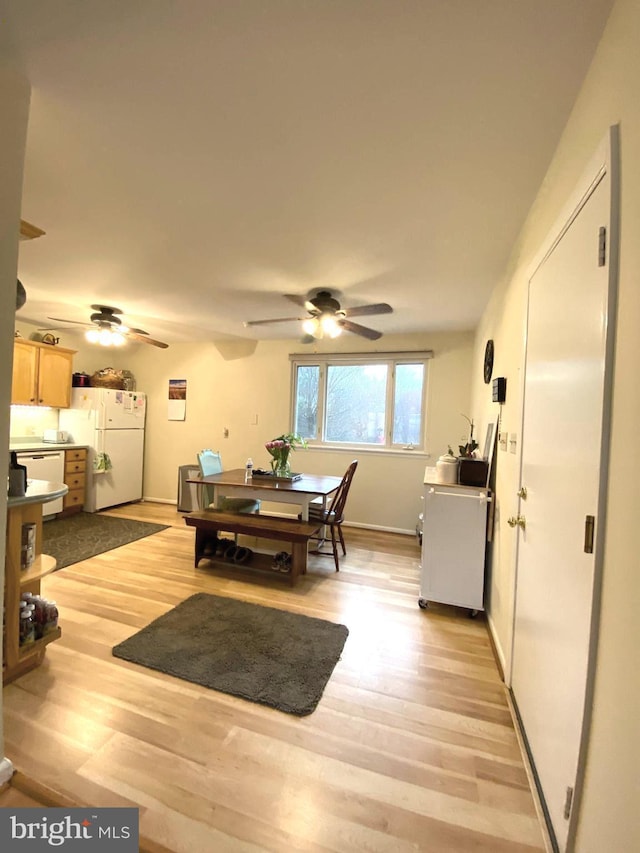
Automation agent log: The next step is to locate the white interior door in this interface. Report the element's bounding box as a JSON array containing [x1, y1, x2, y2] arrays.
[[512, 168, 614, 850]]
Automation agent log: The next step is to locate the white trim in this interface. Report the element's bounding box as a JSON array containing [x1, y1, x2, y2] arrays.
[[0, 757, 15, 786], [289, 350, 433, 363], [303, 444, 431, 458], [487, 612, 508, 685], [511, 124, 619, 849], [291, 351, 431, 451], [505, 693, 556, 853], [345, 521, 415, 536], [510, 126, 618, 685], [143, 496, 178, 505]]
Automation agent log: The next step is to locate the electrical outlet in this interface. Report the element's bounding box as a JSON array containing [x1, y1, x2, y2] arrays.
[[509, 433, 517, 454], [499, 431, 508, 451]]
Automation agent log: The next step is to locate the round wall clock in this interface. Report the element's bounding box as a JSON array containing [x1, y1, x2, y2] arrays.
[[483, 339, 494, 384]]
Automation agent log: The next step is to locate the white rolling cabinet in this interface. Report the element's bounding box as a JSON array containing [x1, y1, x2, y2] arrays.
[[419, 468, 491, 617]]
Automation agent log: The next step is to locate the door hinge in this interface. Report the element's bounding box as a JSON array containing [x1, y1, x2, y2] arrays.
[[598, 226, 607, 266], [584, 515, 595, 554], [563, 786, 574, 820]]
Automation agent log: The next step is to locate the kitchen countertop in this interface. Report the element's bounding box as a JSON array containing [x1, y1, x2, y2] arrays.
[[423, 465, 491, 492], [7, 479, 69, 508], [10, 440, 88, 452]]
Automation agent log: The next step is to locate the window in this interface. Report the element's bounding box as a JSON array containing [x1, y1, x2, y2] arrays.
[[291, 351, 431, 450]]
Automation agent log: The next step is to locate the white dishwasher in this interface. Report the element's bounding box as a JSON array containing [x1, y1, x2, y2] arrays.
[[16, 451, 65, 518]]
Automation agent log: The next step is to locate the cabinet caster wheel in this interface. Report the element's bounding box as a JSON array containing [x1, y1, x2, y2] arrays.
[[418, 598, 429, 610], [469, 609, 479, 619]]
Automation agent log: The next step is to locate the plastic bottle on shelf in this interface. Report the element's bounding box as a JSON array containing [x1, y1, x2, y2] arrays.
[[245, 458, 254, 481], [43, 601, 58, 634], [19, 608, 35, 646]]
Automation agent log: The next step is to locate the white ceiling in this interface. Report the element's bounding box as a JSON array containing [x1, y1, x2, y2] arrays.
[[4, 0, 613, 345]]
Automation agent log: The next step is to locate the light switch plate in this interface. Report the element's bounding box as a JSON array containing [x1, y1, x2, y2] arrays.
[[509, 433, 517, 454], [499, 431, 508, 451]]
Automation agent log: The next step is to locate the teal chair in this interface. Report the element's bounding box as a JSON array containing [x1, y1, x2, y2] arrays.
[[197, 450, 260, 514]]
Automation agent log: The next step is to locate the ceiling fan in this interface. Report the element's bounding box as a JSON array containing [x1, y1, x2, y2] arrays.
[[40, 305, 169, 348], [244, 290, 393, 341]]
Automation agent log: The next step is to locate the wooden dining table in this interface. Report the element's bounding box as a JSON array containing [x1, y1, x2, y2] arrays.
[[186, 468, 342, 521]]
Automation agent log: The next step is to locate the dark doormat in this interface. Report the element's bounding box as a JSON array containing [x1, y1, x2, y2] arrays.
[[112, 593, 349, 716], [43, 512, 169, 569]]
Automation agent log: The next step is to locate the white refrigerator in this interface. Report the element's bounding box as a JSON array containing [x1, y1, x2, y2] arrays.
[[419, 468, 491, 617], [59, 388, 147, 512]]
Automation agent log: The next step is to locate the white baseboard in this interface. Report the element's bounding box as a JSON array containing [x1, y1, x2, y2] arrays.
[[344, 521, 415, 536], [0, 757, 15, 786], [505, 693, 555, 853], [487, 611, 508, 683]]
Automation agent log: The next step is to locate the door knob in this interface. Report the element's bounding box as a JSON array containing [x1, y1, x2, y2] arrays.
[[507, 515, 526, 529], [517, 487, 528, 499]]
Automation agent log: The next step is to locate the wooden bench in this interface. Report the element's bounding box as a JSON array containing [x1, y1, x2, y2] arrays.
[[184, 510, 322, 585]]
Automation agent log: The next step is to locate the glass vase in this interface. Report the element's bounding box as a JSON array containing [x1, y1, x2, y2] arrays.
[[272, 451, 291, 477]]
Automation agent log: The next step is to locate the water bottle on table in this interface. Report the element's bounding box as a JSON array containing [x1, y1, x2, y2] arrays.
[[245, 458, 254, 481]]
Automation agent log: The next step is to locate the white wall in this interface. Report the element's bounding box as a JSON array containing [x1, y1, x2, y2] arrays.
[[12, 321, 475, 533], [473, 1, 639, 850], [116, 330, 474, 533], [0, 65, 31, 781]]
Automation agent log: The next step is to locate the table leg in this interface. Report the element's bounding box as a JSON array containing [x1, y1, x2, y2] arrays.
[[292, 541, 307, 576]]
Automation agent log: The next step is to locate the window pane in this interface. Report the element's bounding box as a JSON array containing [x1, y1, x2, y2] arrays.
[[294, 365, 319, 439], [325, 364, 387, 443], [392, 363, 424, 445]]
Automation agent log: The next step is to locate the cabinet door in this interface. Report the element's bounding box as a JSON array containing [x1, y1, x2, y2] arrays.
[[11, 340, 39, 404], [421, 487, 488, 610], [37, 347, 74, 407]]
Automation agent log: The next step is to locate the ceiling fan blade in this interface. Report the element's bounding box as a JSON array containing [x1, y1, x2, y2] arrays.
[[244, 316, 304, 326], [284, 294, 317, 312], [343, 302, 393, 318], [44, 316, 91, 327], [126, 331, 169, 348], [338, 318, 383, 340]]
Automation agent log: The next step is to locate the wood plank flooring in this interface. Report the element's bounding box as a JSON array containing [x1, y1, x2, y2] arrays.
[[2, 502, 546, 852]]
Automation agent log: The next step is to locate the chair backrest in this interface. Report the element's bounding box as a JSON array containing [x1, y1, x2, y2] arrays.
[[198, 449, 223, 478], [328, 460, 358, 522], [197, 450, 224, 508]]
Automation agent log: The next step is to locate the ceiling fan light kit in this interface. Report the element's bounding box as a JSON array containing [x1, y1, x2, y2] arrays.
[[302, 314, 342, 339], [41, 304, 169, 348], [246, 290, 392, 341], [85, 327, 126, 346]]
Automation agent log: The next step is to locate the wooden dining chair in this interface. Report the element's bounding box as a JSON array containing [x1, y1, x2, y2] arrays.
[[197, 450, 260, 514], [306, 459, 358, 571]]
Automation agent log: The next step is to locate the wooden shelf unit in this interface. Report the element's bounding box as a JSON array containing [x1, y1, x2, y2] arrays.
[[3, 501, 62, 685]]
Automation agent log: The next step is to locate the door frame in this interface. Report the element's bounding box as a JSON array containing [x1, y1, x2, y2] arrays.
[[508, 125, 619, 851]]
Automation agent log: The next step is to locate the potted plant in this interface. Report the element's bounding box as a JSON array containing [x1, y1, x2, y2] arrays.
[[458, 415, 479, 458], [457, 415, 488, 486]]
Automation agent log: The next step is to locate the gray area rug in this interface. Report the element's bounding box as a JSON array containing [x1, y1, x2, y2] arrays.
[[43, 512, 169, 569], [112, 593, 349, 715]]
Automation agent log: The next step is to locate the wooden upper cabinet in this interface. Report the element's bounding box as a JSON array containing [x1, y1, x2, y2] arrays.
[[19, 219, 46, 241], [11, 339, 76, 408]]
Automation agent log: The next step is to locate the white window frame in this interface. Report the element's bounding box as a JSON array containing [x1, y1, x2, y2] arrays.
[[289, 350, 432, 453]]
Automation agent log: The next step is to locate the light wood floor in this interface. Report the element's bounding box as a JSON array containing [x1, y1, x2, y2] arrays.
[[3, 502, 546, 852]]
